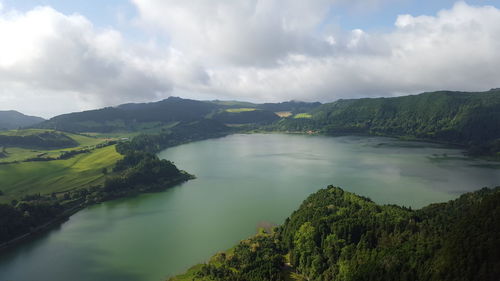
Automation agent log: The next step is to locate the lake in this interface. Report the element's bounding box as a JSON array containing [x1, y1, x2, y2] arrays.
[[0, 134, 499, 281]]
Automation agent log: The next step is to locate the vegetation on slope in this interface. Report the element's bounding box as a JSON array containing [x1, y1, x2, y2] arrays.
[[0, 129, 109, 163], [34, 98, 322, 133], [117, 119, 231, 154], [0, 147, 192, 246], [36, 97, 220, 133], [171, 186, 500, 281], [0, 128, 196, 247], [272, 89, 500, 157], [0, 129, 78, 149], [0, 110, 45, 130], [0, 145, 122, 203]]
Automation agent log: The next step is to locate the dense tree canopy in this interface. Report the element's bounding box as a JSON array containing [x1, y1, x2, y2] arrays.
[[174, 186, 500, 281], [271, 89, 500, 157]]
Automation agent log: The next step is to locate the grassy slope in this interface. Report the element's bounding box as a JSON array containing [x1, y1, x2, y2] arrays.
[[0, 129, 104, 146], [0, 145, 122, 203], [0, 129, 107, 163], [293, 113, 312, 119], [225, 108, 258, 113]]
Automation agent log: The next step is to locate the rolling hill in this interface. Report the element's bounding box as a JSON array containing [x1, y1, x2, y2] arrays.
[[0, 111, 45, 130], [36, 97, 220, 133], [171, 185, 500, 281], [34, 98, 323, 133], [273, 89, 500, 156]]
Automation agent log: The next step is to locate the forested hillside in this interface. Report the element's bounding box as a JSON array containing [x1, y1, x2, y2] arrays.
[[273, 89, 500, 156], [35, 98, 321, 133], [0, 130, 78, 149], [32, 90, 500, 157], [36, 97, 220, 132], [0, 146, 192, 246], [0, 111, 44, 130], [172, 186, 500, 281]]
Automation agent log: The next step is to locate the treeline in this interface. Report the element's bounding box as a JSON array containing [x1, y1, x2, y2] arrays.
[[175, 186, 500, 281], [0, 147, 193, 247], [0, 131, 78, 149], [117, 119, 230, 154], [101, 150, 193, 201], [0, 200, 65, 244], [35, 97, 322, 133], [36, 97, 220, 133], [271, 89, 500, 157]]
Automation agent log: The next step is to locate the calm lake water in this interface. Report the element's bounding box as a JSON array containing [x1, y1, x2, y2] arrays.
[[1, 134, 499, 281]]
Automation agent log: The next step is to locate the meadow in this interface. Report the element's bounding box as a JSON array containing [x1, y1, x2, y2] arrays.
[[0, 145, 122, 203], [0, 129, 107, 163], [225, 108, 258, 113], [293, 113, 312, 119]]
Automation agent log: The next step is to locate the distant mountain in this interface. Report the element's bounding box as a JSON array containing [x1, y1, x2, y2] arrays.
[[0, 110, 45, 130], [36, 97, 321, 133], [33, 90, 500, 156], [36, 97, 220, 132]]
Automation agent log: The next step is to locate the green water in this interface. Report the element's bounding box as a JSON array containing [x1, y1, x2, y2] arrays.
[[0, 134, 499, 281]]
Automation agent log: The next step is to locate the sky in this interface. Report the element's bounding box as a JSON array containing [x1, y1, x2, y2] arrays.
[[1, 0, 500, 118]]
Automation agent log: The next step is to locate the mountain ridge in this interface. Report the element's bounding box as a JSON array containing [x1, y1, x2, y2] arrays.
[[0, 110, 45, 130]]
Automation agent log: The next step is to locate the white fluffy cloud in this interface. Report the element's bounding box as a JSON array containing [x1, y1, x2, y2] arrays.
[[131, 1, 500, 102], [1, 1, 500, 117], [0, 6, 175, 116]]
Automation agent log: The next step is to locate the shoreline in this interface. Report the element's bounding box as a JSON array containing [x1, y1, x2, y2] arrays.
[[1, 131, 498, 253], [0, 173, 194, 253]]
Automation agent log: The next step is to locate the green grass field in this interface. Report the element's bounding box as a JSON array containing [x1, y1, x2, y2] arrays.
[[293, 113, 312, 119], [0, 145, 122, 203], [0, 129, 108, 163], [225, 108, 258, 113], [0, 129, 104, 146], [83, 121, 180, 139]]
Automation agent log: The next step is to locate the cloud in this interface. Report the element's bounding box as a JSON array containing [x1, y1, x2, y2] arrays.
[[0, 6, 175, 116], [131, 1, 500, 102], [132, 0, 337, 66], [1, 1, 500, 117]]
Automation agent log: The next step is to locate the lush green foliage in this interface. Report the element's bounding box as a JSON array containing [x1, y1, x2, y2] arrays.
[[273, 90, 500, 156], [0, 147, 191, 246], [0, 130, 108, 163], [172, 186, 500, 281], [0, 130, 78, 149], [33, 97, 321, 133], [117, 119, 230, 154], [0, 145, 123, 203], [0, 200, 65, 244], [196, 234, 285, 281], [279, 186, 500, 281], [170, 233, 286, 281], [102, 150, 192, 200], [37, 97, 220, 133]]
